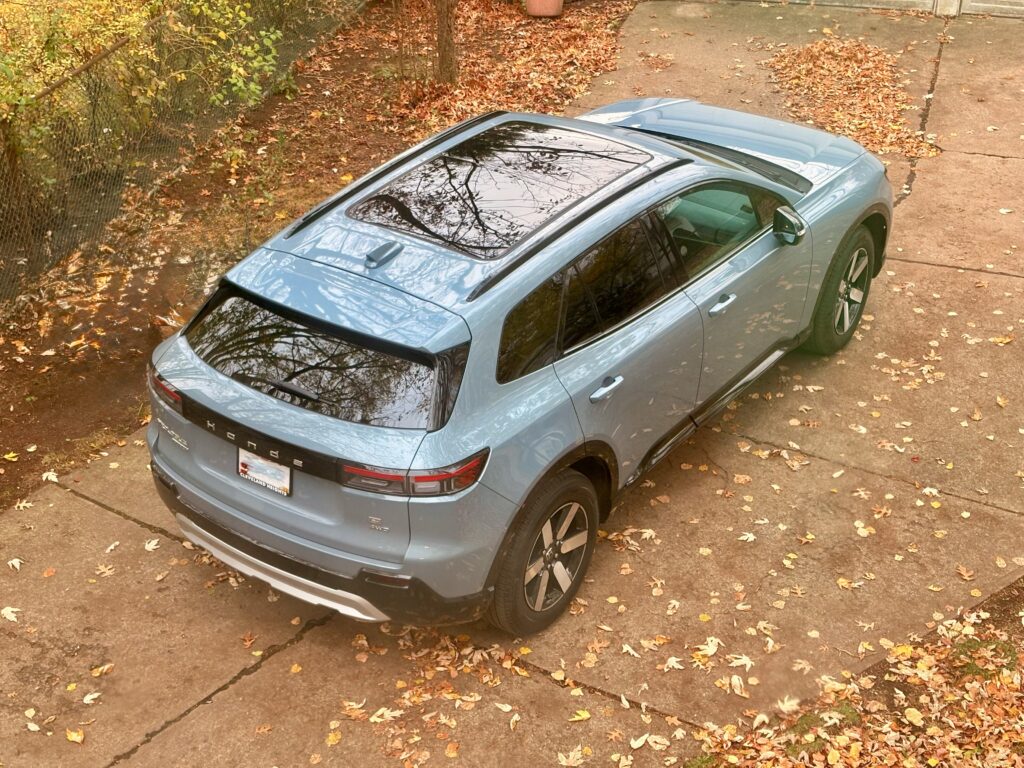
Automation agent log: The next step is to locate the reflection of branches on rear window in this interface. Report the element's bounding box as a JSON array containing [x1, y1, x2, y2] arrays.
[[186, 296, 435, 428]]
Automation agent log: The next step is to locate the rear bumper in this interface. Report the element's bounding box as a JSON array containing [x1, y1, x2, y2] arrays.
[[151, 463, 491, 625]]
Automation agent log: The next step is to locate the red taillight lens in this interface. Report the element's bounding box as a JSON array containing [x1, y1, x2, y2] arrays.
[[340, 463, 408, 495], [340, 449, 488, 497], [147, 365, 182, 414]]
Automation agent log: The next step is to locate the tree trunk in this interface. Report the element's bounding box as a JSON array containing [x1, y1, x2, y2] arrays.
[[435, 0, 458, 84]]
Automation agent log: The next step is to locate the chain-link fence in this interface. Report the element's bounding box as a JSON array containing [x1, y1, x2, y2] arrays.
[[0, 0, 361, 304]]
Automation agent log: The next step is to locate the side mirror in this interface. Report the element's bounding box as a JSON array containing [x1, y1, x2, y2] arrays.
[[773, 206, 807, 246]]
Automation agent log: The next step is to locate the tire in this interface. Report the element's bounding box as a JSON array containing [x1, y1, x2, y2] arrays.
[[803, 225, 875, 355], [487, 469, 598, 636]]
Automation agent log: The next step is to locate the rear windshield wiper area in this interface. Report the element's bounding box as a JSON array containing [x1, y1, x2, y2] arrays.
[[186, 287, 444, 430], [229, 372, 321, 404]]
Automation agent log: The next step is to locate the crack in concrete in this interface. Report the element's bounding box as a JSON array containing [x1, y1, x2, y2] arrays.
[[727, 430, 1023, 519], [60, 484, 186, 543], [884, 255, 1024, 281], [943, 148, 1024, 162], [516, 657, 705, 732], [103, 612, 335, 767], [894, 18, 951, 209]]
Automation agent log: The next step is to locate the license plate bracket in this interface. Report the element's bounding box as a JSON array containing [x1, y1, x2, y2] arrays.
[[238, 447, 291, 496]]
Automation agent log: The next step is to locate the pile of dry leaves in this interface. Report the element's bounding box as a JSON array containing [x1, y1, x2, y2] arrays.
[[763, 36, 938, 158], [326, 0, 636, 138], [689, 613, 1024, 766]]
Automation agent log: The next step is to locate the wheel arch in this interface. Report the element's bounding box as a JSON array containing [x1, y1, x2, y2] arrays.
[[806, 206, 887, 331], [859, 205, 890, 276], [482, 441, 619, 591]]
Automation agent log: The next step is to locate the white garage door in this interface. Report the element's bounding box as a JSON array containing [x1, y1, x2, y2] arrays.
[[961, 0, 1024, 14]]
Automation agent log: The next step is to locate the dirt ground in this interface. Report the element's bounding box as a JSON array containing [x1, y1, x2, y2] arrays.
[[1, 2, 1023, 767]]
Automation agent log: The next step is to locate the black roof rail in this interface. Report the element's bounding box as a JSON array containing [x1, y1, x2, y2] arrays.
[[285, 110, 509, 240], [466, 158, 691, 302]]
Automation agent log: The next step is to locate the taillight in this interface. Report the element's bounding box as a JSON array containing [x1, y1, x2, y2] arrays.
[[148, 364, 183, 414], [340, 449, 488, 497]]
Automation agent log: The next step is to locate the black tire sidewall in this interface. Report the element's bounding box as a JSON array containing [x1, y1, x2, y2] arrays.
[[805, 226, 875, 355], [488, 470, 598, 636]]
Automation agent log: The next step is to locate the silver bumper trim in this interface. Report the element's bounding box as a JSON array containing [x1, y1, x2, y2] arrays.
[[175, 514, 390, 622]]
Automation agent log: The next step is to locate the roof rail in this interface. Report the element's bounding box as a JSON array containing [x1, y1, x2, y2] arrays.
[[466, 158, 691, 301], [285, 110, 509, 240]]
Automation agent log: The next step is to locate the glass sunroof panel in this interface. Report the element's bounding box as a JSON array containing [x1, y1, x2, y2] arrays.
[[347, 122, 650, 260]]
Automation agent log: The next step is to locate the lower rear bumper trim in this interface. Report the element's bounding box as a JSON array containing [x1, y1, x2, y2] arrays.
[[175, 513, 390, 622]]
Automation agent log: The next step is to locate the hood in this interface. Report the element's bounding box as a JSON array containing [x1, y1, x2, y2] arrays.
[[579, 98, 865, 188]]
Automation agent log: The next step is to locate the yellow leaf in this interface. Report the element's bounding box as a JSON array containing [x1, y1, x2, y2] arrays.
[[699, 613, 712, 622], [905, 707, 925, 727], [325, 730, 341, 746], [290, 663, 302, 674], [445, 741, 460, 758], [568, 709, 591, 722], [518, 646, 531, 655], [66, 728, 85, 744]]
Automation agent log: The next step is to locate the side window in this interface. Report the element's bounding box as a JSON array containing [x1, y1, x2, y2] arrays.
[[496, 276, 561, 384], [653, 182, 770, 283], [561, 218, 673, 349]]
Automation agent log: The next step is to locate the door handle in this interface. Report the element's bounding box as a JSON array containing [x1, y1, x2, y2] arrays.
[[589, 375, 624, 403], [708, 293, 737, 317]]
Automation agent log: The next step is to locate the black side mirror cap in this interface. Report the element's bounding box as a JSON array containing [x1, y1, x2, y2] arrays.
[[773, 206, 808, 246]]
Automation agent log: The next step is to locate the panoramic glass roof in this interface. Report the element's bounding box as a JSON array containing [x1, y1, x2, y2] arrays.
[[347, 121, 651, 260]]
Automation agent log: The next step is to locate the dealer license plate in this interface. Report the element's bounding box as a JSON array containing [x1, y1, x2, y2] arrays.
[[238, 448, 291, 496]]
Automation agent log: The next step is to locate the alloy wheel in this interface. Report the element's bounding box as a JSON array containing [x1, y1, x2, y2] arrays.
[[833, 247, 869, 335], [523, 501, 590, 612]]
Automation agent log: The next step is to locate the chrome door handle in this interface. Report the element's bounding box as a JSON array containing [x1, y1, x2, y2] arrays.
[[589, 375, 624, 403], [708, 293, 737, 317]]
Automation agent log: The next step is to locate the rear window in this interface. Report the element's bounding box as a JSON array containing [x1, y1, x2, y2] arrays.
[[185, 291, 438, 429], [347, 121, 650, 259]]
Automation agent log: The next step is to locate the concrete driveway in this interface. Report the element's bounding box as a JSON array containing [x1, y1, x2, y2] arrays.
[[2, 3, 1022, 766]]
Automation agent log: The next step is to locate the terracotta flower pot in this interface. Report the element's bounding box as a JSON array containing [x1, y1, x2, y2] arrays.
[[525, 0, 563, 17]]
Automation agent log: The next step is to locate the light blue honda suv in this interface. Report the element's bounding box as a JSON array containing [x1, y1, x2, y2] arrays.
[[148, 98, 891, 635]]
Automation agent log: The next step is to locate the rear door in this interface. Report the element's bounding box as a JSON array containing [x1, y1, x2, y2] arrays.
[[651, 181, 812, 410], [552, 216, 704, 485]]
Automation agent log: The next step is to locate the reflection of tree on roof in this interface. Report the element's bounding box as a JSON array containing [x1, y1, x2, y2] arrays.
[[348, 122, 650, 259]]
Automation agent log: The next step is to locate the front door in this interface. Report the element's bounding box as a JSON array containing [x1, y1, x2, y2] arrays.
[[552, 217, 704, 485], [650, 181, 812, 410]]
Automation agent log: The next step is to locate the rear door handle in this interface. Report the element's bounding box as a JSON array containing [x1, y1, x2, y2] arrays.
[[708, 293, 737, 317], [589, 375, 624, 403]]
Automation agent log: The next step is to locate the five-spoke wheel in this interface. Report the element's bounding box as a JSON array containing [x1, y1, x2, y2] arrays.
[[523, 501, 590, 612], [488, 469, 598, 635], [834, 246, 870, 335], [804, 224, 875, 355]]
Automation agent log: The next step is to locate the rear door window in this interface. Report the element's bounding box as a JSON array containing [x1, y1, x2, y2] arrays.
[[186, 290, 437, 429], [561, 218, 673, 349]]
